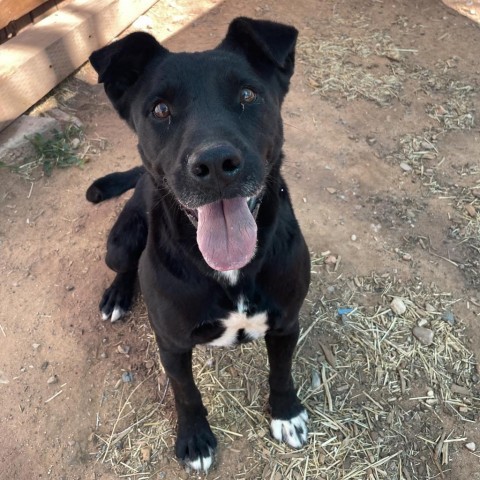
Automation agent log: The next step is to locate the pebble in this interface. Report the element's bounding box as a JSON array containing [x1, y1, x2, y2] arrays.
[[326, 187, 337, 194], [117, 345, 131, 355], [390, 297, 407, 315], [70, 138, 80, 149], [465, 442, 476, 452], [412, 326, 434, 346], [144, 359, 155, 369], [325, 255, 337, 265], [47, 375, 58, 384], [451, 384, 470, 396], [122, 371, 134, 383], [351, 234, 357, 241], [311, 370, 321, 389], [441, 311, 455, 325], [0, 370, 9, 384], [417, 319, 428, 327], [141, 445, 152, 463], [472, 189, 480, 198], [366, 136, 377, 145], [402, 253, 412, 261], [425, 303, 436, 313], [465, 204, 476, 217], [427, 390, 434, 397], [32, 343, 40, 350], [65, 285, 75, 291], [400, 162, 412, 172]]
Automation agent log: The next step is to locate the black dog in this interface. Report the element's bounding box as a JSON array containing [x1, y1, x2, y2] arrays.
[[87, 17, 310, 471]]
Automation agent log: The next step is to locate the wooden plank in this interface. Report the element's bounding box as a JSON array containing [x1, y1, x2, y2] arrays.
[[0, 0, 50, 30], [0, 0, 158, 131]]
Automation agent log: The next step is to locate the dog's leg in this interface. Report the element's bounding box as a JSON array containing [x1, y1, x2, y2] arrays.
[[86, 166, 145, 203], [157, 344, 217, 472], [265, 328, 308, 448], [100, 270, 137, 322], [100, 186, 148, 322]]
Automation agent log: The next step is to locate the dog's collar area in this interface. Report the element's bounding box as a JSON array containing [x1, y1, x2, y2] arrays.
[[183, 194, 263, 229]]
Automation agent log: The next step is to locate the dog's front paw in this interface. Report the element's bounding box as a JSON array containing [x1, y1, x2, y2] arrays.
[[176, 419, 217, 472], [271, 409, 308, 448], [99, 273, 134, 322]]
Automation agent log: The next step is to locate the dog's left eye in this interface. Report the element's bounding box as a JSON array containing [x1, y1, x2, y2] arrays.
[[240, 88, 257, 104], [153, 102, 170, 119]]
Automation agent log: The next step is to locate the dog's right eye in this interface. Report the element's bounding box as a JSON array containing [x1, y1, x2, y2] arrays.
[[153, 102, 170, 119]]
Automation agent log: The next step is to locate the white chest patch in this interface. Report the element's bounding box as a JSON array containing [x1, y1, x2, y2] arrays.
[[208, 296, 268, 347], [216, 269, 240, 285]]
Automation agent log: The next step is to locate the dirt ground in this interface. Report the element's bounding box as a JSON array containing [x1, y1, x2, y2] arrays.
[[1, 0, 479, 479]]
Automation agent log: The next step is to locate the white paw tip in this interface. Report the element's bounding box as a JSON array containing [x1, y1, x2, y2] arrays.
[[186, 451, 213, 472], [110, 306, 125, 323], [101, 311, 110, 321], [271, 409, 308, 449]]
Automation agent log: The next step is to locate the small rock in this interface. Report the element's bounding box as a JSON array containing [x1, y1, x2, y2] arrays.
[[472, 189, 480, 199], [117, 345, 131, 355], [32, 343, 41, 350], [441, 311, 455, 325], [400, 162, 412, 172], [0, 370, 9, 385], [68, 440, 76, 447], [326, 187, 337, 194], [420, 141, 434, 150], [425, 303, 436, 313], [366, 136, 377, 145], [311, 370, 321, 389], [451, 384, 471, 396], [472, 374, 479, 384], [390, 297, 407, 315], [417, 319, 428, 327], [465, 442, 476, 452], [40, 361, 49, 371], [141, 445, 152, 463], [402, 253, 412, 261], [351, 234, 357, 241], [70, 138, 80, 149], [145, 360, 155, 369], [427, 390, 434, 397], [325, 255, 337, 265], [122, 371, 134, 383], [100, 352, 107, 359], [47, 375, 58, 384], [465, 204, 477, 217], [47, 108, 83, 128], [65, 285, 75, 291], [413, 326, 434, 346]]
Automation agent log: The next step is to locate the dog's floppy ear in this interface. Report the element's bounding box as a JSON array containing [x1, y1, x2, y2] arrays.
[[219, 17, 298, 88], [90, 32, 168, 120]]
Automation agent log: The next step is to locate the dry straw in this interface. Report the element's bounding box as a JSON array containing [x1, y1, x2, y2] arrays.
[[94, 271, 479, 479]]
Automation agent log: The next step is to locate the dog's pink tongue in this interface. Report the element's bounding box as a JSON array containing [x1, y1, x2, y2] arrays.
[[197, 197, 257, 271]]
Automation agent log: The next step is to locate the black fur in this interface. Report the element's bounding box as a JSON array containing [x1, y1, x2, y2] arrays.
[[88, 17, 310, 470]]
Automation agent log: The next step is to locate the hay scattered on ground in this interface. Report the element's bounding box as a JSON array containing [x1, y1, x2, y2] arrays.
[[93, 271, 479, 479], [298, 21, 478, 287], [298, 31, 405, 107]]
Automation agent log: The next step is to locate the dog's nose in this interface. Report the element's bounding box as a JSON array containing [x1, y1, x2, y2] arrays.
[[188, 144, 244, 186]]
